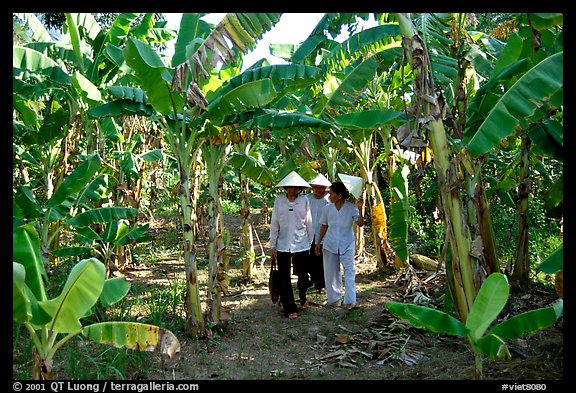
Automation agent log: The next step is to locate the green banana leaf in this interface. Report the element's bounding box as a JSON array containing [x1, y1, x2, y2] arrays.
[[489, 305, 561, 341], [536, 244, 563, 274], [38, 258, 106, 333], [475, 333, 511, 359], [46, 153, 102, 209], [13, 186, 43, 220], [464, 58, 529, 143], [323, 24, 402, 72], [123, 37, 181, 116], [140, 149, 164, 162], [228, 151, 275, 187], [115, 223, 151, 246], [237, 109, 332, 131], [65, 14, 85, 73], [13, 224, 48, 302], [102, 219, 130, 243], [385, 302, 468, 336], [87, 100, 155, 118], [217, 64, 322, 100], [466, 273, 509, 342], [466, 51, 563, 157], [100, 277, 131, 307], [171, 13, 213, 68], [66, 207, 138, 228], [528, 119, 563, 160], [335, 109, 407, 130], [13, 262, 32, 323], [334, 109, 407, 144], [205, 79, 278, 120], [13, 47, 71, 85], [82, 321, 180, 360], [13, 263, 52, 327], [77, 174, 108, 206]]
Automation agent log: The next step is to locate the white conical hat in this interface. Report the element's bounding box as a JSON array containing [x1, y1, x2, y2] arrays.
[[276, 171, 311, 188], [338, 173, 363, 198], [308, 173, 332, 187]]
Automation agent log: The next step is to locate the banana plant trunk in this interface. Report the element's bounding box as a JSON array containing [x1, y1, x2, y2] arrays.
[[178, 159, 206, 337], [239, 171, 256, 282], [204, 145, 229, 326], [398, 13, 478, 320], [32, 348, 53, 380], [353, 138, 389, 268], [512, 137, 531, 284]]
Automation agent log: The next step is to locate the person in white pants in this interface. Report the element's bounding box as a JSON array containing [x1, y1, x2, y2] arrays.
[[314, 181, 363, 308]]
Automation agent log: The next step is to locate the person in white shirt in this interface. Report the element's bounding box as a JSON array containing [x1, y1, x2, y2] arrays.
[[315, 181, 364, 309], [305, 173, 331, 293], [269, 171, 314, 320]]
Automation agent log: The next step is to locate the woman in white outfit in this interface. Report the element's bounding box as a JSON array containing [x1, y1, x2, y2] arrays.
[[315, 181, 363, 309], [305, 173, 331, 293]]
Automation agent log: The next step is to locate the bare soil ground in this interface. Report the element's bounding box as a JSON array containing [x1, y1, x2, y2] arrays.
[[124, 212, 564, 383]]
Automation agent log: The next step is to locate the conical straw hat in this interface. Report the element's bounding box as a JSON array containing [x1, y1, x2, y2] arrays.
[[337, 173, 363, 198], [308, 173, 332, 187], [276, 171, 311, 188]]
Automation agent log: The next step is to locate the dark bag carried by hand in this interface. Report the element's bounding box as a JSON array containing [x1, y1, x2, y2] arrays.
[[269, 257, 280, 304]]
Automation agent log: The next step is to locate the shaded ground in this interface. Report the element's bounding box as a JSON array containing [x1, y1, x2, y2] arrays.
[[124, 212, 563, 382]]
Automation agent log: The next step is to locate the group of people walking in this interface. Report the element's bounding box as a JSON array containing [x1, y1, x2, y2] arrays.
[[268, 171, 363, 320]]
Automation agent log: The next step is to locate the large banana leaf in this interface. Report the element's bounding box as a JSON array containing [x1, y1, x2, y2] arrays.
[[236, 109, 332, 131], [13, 224, 48, 302], [38, 258, 106, 333], [489, 305, 561, 341], [13, 263, 52, 327], [466, 273, 509, 342], [66, 207, 138, 228], [46, 153, 102, 210], [13, 47, 71, 85], [123, 37, 182, 116], [464, 58, 530, 142], [334, 109, 407, 144], [386, 302, 468, 336], [335, 108, 406, 126], [87, 100, 155, 117], [466, 51, 563, 158], [82, 321, 180, 360], [100, 277, 131, 307], [77, 174, 108, 207], [13, 186, 43, 220], [13, 262, 32, 323], [323, 24, 402, 72], [228, 152, 275, 187], [536, 244, 563, 274], [216, 64, 322, 100], [205, 79, 278, 120]]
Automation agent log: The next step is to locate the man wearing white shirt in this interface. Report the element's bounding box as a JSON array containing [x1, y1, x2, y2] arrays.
[[269, 171, 314, 320], [305, 173, 331, 293]]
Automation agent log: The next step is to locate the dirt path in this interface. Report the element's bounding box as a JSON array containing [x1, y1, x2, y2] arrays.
[[123, 213, 563, 381]]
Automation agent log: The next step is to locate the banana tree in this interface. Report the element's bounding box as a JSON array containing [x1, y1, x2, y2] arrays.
[[386, 272, 563, 377], [122, 13, 284, 335], [465, 45, 563, 286], [396, 13, 479, 321], [13, 224, 179, 380], [13, 154, 104, 270]]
